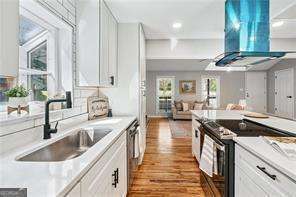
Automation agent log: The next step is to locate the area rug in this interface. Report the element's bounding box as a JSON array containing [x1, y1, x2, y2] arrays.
[[168, 119, 192, 138]]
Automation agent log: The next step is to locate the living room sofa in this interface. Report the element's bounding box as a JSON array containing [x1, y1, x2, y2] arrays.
[[172, 100, 208, 120]]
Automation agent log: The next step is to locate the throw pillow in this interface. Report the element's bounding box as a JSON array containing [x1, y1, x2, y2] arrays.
[[189, 102, 195, 110], [194, 103, 204, 110], [174, 100, 183, 111], [182, 102, 189, 111]]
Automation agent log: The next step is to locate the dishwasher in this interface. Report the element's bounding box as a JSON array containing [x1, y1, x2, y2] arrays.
[[127, 120, 139, 190]]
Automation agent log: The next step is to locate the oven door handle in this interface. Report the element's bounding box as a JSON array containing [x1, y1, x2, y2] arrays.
[[215, 142, 225, 152]]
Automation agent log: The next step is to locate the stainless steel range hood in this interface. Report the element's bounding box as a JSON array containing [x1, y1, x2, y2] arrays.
[[215, 0, 287, 67]]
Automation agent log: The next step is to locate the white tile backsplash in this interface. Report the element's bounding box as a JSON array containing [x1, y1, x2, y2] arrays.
[[0, 126, 43, 155], [1, 120, 35, 137]]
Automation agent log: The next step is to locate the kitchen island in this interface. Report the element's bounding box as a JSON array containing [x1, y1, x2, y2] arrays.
[[192, 110, 296, 196], [192, 110, 296, 136]]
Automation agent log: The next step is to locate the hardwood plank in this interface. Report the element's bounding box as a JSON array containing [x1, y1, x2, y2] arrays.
[[128, 118, 205, 197]]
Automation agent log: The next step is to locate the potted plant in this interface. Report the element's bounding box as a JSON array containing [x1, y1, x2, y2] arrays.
[[5, 85, 30, 108]]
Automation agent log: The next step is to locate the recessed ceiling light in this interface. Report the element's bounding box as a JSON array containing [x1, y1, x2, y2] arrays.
[[272, 21, 284, 27], [172, 22, 182, 29]]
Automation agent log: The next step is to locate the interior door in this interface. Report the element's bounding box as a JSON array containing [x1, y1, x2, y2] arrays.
[[275, 68, 294, 119], [245, 72, 267, 113], [156, 76, 175, 116]]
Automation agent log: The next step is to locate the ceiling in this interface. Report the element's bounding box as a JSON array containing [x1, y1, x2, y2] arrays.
[[106, 0, 296, 39]]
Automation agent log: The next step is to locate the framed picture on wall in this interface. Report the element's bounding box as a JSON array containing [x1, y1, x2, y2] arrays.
[[179, 80, 196, 94]]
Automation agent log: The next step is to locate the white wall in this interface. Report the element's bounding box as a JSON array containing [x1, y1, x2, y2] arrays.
[[146, 39, 224, 60], [146, 38, 296, 60]]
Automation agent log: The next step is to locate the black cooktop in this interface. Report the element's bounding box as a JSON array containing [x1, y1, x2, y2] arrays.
[[213, 119, 292, 137]]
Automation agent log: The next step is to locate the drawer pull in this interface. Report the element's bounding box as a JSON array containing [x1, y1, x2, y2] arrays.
[[112, 168, 119, 188], [195, 130, 198, 138], [256, 166, 277, 180]]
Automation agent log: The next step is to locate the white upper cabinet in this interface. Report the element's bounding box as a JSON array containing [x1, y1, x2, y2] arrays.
[[99, 0, 109, 86], [77, 0, 118, 87], [100, 0, 118, 87], [0, 0, 19, 77], [77, 0, 100, 86], [107, 10, 118, 86]]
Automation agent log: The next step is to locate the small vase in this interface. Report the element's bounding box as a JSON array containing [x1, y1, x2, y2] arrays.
[[8, 97, 28, 108]]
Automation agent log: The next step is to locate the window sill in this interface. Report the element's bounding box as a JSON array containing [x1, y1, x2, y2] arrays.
[[0, 105, 85, 136]]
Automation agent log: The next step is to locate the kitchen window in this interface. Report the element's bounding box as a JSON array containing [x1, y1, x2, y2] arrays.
[[27, 41, 48, 101], [19, 15, 58, 103], [201, 76, 220, 108], [0, 1, 73, 112]]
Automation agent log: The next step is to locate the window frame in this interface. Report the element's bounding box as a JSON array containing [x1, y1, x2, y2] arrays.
[[156, 76, 175, 115], [19, 1, 73, 101], [27, 40, 48, 101], [201, 75, 220, 108]]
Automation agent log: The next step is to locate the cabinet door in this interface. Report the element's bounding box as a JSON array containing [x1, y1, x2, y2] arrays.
[[77, 0, 100, 86], [110, 139, 127, 197], [99, 0, 110, 86], [235, 166, 268, 197], [81, 156, 112, 197], [108, 13, 118, 86], [81, 132, 127, 197], [0, 0, 19, 77]]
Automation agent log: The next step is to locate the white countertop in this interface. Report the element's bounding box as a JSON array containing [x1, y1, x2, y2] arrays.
[[0, 116, 136, 197], [234, 137, 296, 182], [191, 110, 296, 136]]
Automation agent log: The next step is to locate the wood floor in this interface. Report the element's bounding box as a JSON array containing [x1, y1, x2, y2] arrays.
[[128, 118, 205, 197]]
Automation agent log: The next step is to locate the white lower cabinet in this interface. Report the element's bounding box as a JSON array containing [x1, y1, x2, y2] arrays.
[[235, 144, 296, 197], [235, 164, 269, 197], [66, 132, 127, 197]]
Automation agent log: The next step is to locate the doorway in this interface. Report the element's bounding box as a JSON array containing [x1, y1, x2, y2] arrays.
[[245, 72, 267, 113], [156, 76, 175, 116], [275, 68, 294, 119]]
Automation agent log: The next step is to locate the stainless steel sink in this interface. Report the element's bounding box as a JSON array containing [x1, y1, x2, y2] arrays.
[[17, 128, 112, 162]]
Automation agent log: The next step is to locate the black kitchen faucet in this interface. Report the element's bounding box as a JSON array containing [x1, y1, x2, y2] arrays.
[[43, 91, 72, 139]]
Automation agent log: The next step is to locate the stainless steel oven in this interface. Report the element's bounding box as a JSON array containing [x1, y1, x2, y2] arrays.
[[198, 118, 294, 197], [127, 120, 139, 190], [199, 120, 235, 197]]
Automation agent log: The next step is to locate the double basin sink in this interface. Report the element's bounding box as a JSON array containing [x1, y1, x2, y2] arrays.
[[17, 128, 112, 162]]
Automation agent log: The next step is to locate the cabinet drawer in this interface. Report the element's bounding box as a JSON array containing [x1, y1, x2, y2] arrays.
[[235, 144, 296, 196], [235, 165, 268, 197]]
